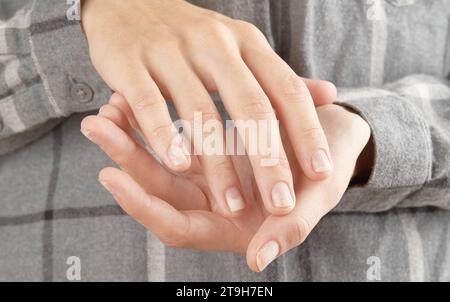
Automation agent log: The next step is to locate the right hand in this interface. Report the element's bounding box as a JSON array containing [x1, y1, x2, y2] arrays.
[[81, 100, 370, 272], [81, 0, 336, 217]]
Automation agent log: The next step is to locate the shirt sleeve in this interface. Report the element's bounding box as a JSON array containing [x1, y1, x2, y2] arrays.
[[334, 74, 450, 213], [0, 0, 110, 155]]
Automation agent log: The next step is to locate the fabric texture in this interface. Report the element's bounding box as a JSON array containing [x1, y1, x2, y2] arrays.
[[0, 0, 110, 155], [0, 0, 449, 281]]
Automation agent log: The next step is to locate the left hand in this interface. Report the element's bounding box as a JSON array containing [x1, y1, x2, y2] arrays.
[[81, 97, 371, 272]]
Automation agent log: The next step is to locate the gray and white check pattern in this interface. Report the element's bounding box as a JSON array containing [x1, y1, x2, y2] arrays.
[[0, 0, 110, 155], [1, 0, 450, 281]]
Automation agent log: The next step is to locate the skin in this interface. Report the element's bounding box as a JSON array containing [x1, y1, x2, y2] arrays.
[[80, 0, 337, 218], [80, 94, 371, 272]]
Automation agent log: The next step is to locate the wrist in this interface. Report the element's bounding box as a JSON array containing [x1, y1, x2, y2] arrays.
[[327, 104, 374, 184]]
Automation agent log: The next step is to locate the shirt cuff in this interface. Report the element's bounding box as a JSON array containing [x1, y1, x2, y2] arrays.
[[337, 88, 432, 189], [29, 0, 110, 117]]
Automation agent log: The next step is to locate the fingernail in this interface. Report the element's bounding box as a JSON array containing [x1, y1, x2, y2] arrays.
[[99, 179, 117, 198], [225, 186, 245, 212], [311, 149, 332, 173], [271, 182, 294, 208], [168, 135, 189, 167], [256, 240, 279, 271], [80, 128, 97, 144]]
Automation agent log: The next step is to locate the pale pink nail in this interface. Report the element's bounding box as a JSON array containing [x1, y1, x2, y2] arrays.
[[311, 149, 332, 173], [168, 135, 189, 167], [256, 240, 279, 271], [225, 186, 245, 212], [271, 182, 294, 208]]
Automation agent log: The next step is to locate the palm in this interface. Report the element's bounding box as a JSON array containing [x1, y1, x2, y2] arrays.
[[156, 127, 301, 254], [85, 102, 369, 270]]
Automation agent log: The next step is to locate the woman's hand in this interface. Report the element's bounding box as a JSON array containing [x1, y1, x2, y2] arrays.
[[81, 94, 370, 272], [81, 0, 336, 217]]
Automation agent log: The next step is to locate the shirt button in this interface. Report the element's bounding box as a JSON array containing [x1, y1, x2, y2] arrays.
[[71, 83, 94, 103]]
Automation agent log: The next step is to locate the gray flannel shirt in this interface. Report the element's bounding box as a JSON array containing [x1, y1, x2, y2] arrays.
[[0, 0, 449, 281]]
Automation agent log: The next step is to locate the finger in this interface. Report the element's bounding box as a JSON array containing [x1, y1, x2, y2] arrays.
[[112, 64, 191, 172], [109, 92, 204, 172], [204, 56, 296, 216], [148, 54, 247, 217], [81, 115, 207, 210], [301, 78, 337, 107], [246, 185, 330, 272], [98, 103, 142, 146], [99, 167, 244, 252], [241, 40, 334, 181], [108, 93, 142, 135], [98, 167, 191, 245], [246, 125, 361, 272]]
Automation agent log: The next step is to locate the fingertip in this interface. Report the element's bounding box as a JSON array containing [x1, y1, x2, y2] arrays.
[[98, 167, 125, 200], [301, 78, 337, 106], [319, 80, 337, 102], [80, 115, 101, 144], [302, 148, 333, 181], [269, 181, 296, 216], [109, 92, 126, 104], [312, 80, 337, 106], [246, 238, 280, 273], [166, 135, 192, 172], [98, 167, 121, 184], [98, 104, 114, 117], [80, 115, 97, 131]]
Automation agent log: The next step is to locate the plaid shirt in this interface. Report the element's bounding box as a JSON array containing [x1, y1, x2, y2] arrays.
[[0, 0, 111, 155], [1, 0, 450, 281]]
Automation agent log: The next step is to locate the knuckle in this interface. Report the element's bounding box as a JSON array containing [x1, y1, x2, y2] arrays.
[[148, 123, 174, 143], [200, 110, 222, 123], [185, 18, 230, 42], [278, 76, 311, 104], [299, 127, 324, 143], [203, 10, 228, 22], [241, 93, 274, 118], [234, 20, 265, 40], [285, 217, 311, 247], [204, 19, 231, 39], [191, 104, 222, 122], [160, 218, 190, 248], [183, 19, 239, 62], [273, 156, 291, 170], [184, 109, 222, 134], [210, 157, 234, 176], [131, 93, 164, 113]]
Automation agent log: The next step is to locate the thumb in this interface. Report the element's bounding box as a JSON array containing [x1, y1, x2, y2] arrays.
[[246, 184, 330, 272]]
